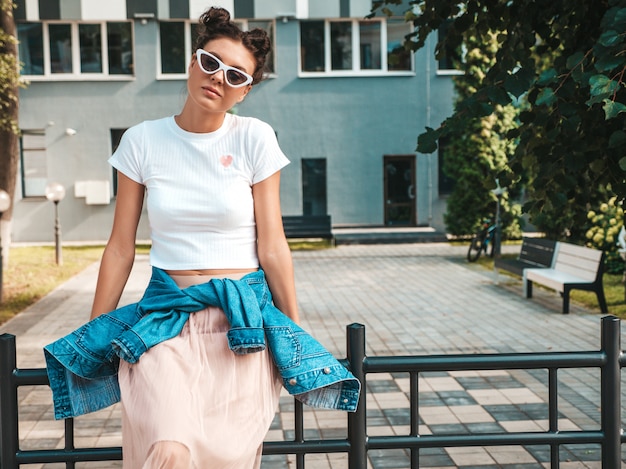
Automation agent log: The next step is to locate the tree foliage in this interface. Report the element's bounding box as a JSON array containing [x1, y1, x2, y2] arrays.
[[585, 197, 624, 273], [373, 0, 626, 241], [442, 29, 522, 237], [0, 0, 20, 219]]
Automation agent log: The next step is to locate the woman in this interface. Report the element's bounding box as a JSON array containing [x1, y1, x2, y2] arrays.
[[93, 7, 297, 468], [44, 6, 359, 468]]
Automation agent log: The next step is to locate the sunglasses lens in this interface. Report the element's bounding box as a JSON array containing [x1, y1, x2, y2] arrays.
[[227, 70, 248, 86], [197, 51, 251, 87], [200, 54, 219, 73]]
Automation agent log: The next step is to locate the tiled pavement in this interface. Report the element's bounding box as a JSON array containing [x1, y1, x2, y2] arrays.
[[1, 242, 625, 468]]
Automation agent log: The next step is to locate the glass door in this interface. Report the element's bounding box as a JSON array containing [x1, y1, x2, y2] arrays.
[[384, 155, 416, 226]]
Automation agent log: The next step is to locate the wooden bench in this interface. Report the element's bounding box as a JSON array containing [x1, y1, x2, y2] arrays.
[[524, 242, 608, 314], [282, 215, 333, 240], [494, 237, 557, 276]]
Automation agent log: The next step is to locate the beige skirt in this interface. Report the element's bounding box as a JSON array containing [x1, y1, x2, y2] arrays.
[[118, 273, 282, 469]]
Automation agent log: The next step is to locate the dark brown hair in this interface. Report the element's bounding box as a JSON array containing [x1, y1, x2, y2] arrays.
[[194, 7, 271, 85]]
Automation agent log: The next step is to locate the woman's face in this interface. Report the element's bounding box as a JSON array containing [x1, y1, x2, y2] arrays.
[[187, 37, 256, 114]]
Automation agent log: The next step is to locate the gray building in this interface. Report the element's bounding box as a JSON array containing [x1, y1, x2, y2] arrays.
[[11, 0, 456, 243]]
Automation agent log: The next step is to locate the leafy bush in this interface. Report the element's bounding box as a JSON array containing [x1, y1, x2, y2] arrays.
[[442, 32, 523, 238], [585, 197, 624, 274]]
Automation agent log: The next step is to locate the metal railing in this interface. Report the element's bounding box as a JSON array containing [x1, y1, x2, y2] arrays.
[[0, 315, 623, 468]]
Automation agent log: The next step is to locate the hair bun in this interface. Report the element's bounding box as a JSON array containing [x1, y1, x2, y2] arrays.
[[245, 28, 271, 58], [199, 7, 231, 28], [194, 6, 272, 84]]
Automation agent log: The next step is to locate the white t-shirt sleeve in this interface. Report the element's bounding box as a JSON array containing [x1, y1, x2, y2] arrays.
[[248, 119, 290, 184], [108, 123, 145, 184]]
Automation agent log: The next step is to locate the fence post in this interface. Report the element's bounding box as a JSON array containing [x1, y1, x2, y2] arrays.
[[0, 334, 19, 469], [347, 323, 367, 469], [600, 315, 621, 468]]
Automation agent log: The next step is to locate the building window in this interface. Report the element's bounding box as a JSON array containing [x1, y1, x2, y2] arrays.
[[20, 130, 47, 198], [437, 19, 464, 74], [160, 22, 186, 74], [17, 21, 134, 79], [158, 19, 275, 78], [17, 23, 44, 75], [359, 21, 381, 70], [302, 158, 327, 216], [330, 21, 352, 70], [110, 128, 127, 196], [300, 21, 324, 72], [299, 18, 412, 76], [108, 22, 133, 74], [387, 20, 411, 71], [80, 24, 103, 73], [49, 24, 72, 73]]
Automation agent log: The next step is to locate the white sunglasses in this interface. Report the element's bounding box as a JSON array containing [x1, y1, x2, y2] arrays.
[[195, 50, 254, 88]]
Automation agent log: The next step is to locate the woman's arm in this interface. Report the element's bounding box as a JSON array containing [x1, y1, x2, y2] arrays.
[[253, 172, 300, 324], [90, 173, 145, 319]]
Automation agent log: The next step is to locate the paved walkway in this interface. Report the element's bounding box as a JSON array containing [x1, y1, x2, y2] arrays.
[[1, 242, 624, 468]]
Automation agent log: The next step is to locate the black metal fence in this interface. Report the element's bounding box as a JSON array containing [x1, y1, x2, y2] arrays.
[[0, 316, 623, 468]]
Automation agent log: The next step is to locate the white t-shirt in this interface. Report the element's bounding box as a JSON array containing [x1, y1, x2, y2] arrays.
[[109, 113, 289, 270]]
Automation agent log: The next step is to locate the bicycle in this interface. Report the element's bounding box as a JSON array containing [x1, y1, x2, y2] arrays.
[[467, 219, 497, 262]]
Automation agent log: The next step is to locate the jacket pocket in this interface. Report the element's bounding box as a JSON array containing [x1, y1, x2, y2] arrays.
[[74, 308, 139, 362], [265, 326, 301, 370]]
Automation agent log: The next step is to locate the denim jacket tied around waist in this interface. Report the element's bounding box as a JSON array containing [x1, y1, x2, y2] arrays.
[[44, 268, 360, 420]]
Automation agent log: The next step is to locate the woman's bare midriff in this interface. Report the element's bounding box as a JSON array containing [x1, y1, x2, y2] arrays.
[[165, 268, 258, 276]]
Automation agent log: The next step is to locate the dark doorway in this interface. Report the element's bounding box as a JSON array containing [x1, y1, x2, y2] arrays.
[[384, 155, 416, 226], [302, 158, 327, 216]]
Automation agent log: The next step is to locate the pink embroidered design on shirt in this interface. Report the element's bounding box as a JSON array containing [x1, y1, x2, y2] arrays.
[[220, 155, 233, 168]]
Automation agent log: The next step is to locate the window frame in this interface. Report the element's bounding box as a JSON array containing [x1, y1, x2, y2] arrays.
[[298, 18, 414, 77], [436, 19, 465, 76], [157, 19, 277, 80], [17, 20, 135, 81], [19, 129, 48, 199]]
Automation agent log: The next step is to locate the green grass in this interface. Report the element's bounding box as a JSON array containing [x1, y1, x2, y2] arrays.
[[0, 244, 153, 325], [0, 245, 107, 325], [0, 240, 330, 326], [571, 274, 626, 317], [287, 239, 335, 250], [475, 253, 626, 318]]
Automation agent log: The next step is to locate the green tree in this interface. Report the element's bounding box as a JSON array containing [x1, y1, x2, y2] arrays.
[[442, 29, 522, 238], [0, 0, 20, 263], [584, 197, 624, 273], [373, 0, 626, 242]]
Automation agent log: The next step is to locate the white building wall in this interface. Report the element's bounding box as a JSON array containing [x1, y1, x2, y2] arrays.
[[24, 0, 38, 20], [59, 0, 80, 20], [255, 0, 297, 19], [349, 0, 373, 18], [80, 0, 126, 20], [12, 1, 455, 242], [307, 0, 340, 19], [190, 0, 234, 19]]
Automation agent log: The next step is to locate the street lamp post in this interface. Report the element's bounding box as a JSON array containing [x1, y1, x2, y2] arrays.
[[0, 189, 11, 302], [45, 183, 66, 266], [618, 226, 626, 302], [491, 179, 506, 258]]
